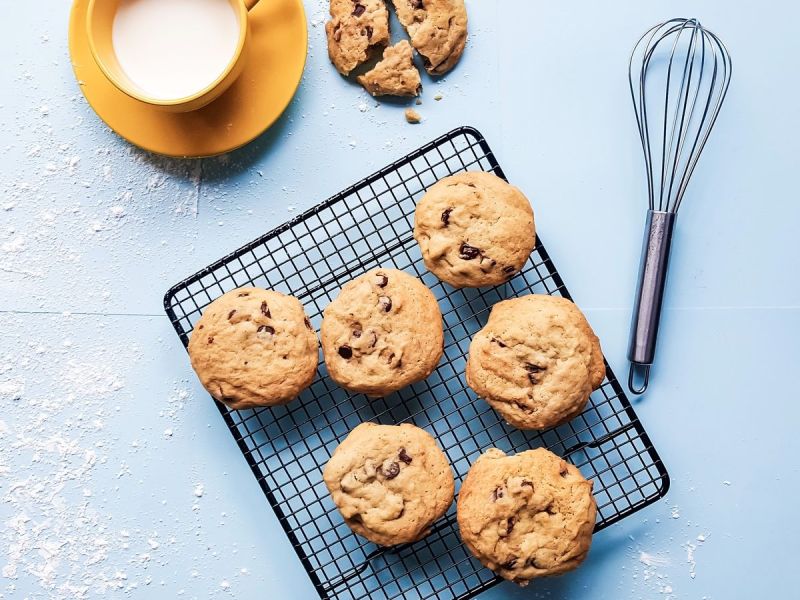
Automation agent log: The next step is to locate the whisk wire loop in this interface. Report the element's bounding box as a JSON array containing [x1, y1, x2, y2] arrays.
[[628, 18, 732, 214]]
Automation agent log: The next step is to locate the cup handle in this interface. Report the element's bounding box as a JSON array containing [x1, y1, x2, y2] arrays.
[[244, 0, 260, 10]]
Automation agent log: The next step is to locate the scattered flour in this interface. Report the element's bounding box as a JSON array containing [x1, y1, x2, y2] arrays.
[[686, 534, 707, 579], [0, 380, 25, 401], [0, 330, 144, 597], [639, 551, 671, 568], [628, 504, 711, 598]]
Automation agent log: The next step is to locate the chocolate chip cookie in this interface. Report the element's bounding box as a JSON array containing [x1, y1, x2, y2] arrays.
[[390, 0, 468, 75], [358, 40, 422, 97], [466, 295, 605, 429], [326, 0, 391, 76], [413, 171, 536, 288], [324, 422, 455, 546], [321, 268, 444, 397], [457, 448, 596, 586], [187, 288, 318, 410]]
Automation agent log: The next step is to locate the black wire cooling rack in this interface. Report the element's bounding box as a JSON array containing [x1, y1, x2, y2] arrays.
[[164, 126, 669, 600]]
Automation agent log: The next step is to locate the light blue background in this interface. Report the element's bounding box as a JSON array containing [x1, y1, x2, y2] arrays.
[[1, 1, 798, 598]]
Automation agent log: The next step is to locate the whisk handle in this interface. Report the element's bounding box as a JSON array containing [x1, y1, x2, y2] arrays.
[[627, 210, 676, 394]]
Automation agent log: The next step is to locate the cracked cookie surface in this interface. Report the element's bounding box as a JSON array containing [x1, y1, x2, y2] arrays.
[[457, 448, 596, 586], [466, 294, 605, 429], [188, 287, 318, 410], [390, 0, 468, 75], [357, 40, 422, 97], [326, 0, 391, 76], [414, 171, 535, 288], [324, 422, 455, 546], [321, 268, 443, 397]]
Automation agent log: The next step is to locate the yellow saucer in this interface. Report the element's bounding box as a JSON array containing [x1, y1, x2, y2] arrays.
[[68, 0, 307, 158]]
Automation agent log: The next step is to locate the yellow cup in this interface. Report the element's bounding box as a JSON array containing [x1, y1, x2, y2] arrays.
[[86, 0, 260, 113]]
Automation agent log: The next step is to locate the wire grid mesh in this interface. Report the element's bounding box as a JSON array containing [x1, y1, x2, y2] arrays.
[[164, 127, 669, 600]]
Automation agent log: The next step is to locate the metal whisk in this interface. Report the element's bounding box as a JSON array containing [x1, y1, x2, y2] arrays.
[[626, 18, 732, 394]]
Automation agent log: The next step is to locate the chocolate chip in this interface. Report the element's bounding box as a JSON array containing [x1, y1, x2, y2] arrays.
[[368, 331, 378, 347], [545, 503, 557, 515], [208, 336, 214, 344], [559, 462, 569, 478], [521, 480, 534, 490], [492, 486, 505, 501], [260, 301, 271, 318], [352, 3, 366, 16], [398, 448, 412, 464], [411, 0, 424, 8], [459, 243, 480, 260], [386, 352, 395, 364], [338, 345, 353, 359], [228, 310, 236, 320], [503, 265, 516, 273], [237, 292, 250, 297], [198, 324, 204, 330], [352, 329, 362, 338], [382, 462, 400, 479], [362, 25, 373, 39], [378, 296, 392, 312], [257, 325, 275, 335], [502, 556, 518, 570], [528, 557, 541, 568], [374, 273, 388, 287], [441, 207, 453, 226], [507, 516, 515, 533], [491, 337, 507, 348], [525, 363, 545, 384], [304, 317, 313, 330]]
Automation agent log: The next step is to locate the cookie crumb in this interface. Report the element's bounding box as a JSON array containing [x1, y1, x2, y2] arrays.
[[415, 98, 422, 105], [405, 108, 422, 124], [433, 92, 444, 101]]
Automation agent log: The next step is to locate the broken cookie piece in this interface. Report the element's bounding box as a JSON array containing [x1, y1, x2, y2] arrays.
[[326, 0, 391, 76], [357, 40, 422, 97], [389, 0, 468, 75], [405, 108, 422, 123]]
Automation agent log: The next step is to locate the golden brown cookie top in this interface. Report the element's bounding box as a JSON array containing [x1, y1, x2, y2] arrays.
[[457, 448, 596, 585], [414, 171, 535, 288], [187, 287, 318, 410], [321, 268, 443, 397], [323, 422, 455, 546], [466, 294, 605, 429]]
